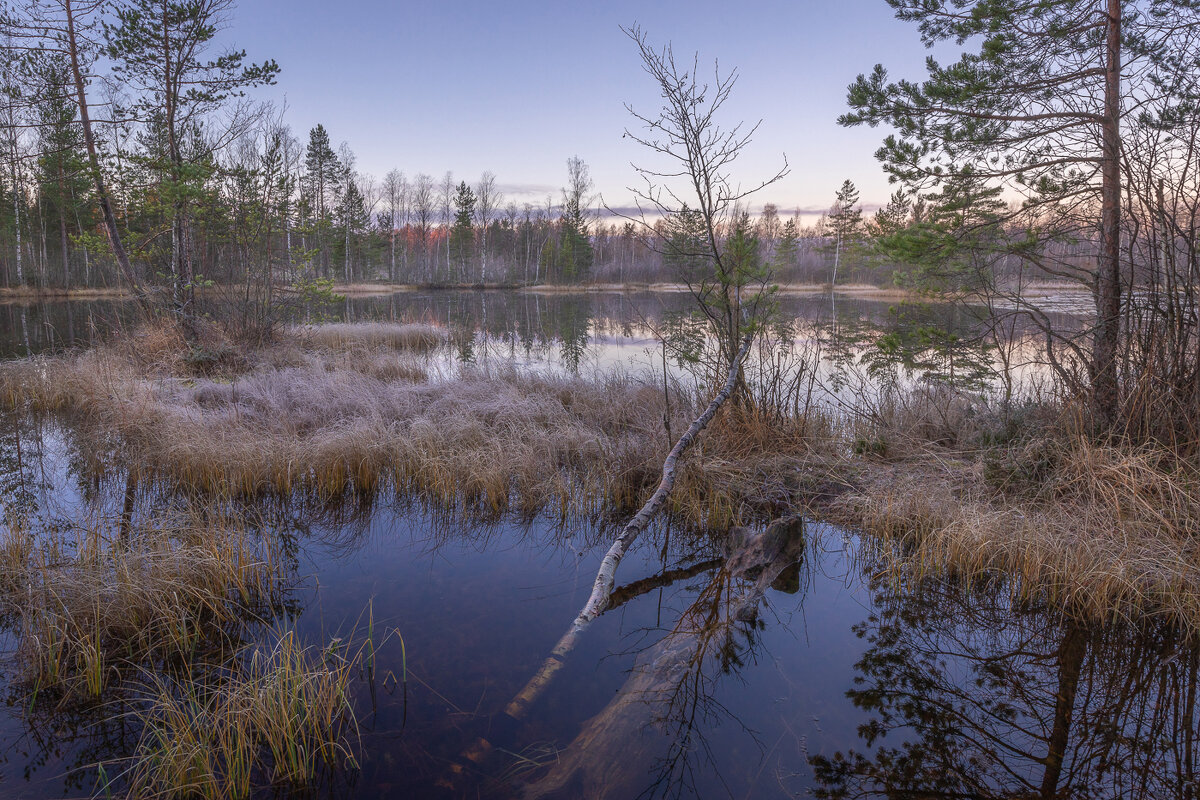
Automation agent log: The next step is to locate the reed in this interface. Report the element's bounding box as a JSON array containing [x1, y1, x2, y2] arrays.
[[128, 629, 357, 800], [0, 519, 286, 700]]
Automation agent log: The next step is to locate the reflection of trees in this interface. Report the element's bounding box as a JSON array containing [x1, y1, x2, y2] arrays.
[[0, 413, 44, 523], [810, 573, 1200, 799], [526, 518, 807, 800]]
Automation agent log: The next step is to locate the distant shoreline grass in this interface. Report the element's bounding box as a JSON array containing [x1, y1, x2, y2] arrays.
[[0, 279, 940, 302]]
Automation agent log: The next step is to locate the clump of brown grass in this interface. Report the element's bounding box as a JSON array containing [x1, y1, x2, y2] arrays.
[[297, 322, 447, 353], [0, 519, 286, 700], [837, 434, 1200, 633], [0, 323, 833, 531], [128, 629, 357, 800], [671, 402, 840, 529]]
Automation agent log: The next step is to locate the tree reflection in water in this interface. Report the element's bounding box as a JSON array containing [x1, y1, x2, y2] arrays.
[[524, 517, 809, 800], [810, 570, 1200, 800]]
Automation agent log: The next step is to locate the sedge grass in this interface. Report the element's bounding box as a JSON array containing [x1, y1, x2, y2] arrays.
[[835, 434, 1200, 634], [0, 518, 286, 701], [128, 628, 358, 800]]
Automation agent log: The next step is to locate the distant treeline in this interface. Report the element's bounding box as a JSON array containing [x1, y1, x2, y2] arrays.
[[0, 2, 945, 293]]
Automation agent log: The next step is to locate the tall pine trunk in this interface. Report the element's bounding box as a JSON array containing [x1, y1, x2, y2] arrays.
[[64, 0, 144, 305], [1093, 0, 1122, 428]]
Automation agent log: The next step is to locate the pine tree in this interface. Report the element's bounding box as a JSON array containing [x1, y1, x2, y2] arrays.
[[872, 190, 910, 239], [449, 181, 476, 279], [106, 0, 277, 321], [839, 0, 1200, 426]]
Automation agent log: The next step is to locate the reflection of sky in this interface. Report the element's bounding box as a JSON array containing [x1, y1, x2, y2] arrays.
[[0, 416, 883, 797], [230, 0, 949, 218]]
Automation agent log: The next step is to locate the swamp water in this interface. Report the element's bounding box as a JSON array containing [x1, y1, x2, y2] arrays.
[[0, 290, 1191, 800]]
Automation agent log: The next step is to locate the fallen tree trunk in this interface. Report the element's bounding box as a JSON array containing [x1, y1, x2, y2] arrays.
[[506, 334, 756, 723], [524, 515, 808, 799], [442, 334, 754, 784]]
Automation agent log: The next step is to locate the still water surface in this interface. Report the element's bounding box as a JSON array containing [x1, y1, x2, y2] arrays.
[[0, 290, 1190, 800]]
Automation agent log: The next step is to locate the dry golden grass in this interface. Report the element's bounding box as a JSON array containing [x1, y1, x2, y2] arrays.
[[128, 629, 357, 800], [0, 519, 286, 700], [12, 321, 1200, 632], [0, 327, 827, 530], [834, 434, 1200, 633]]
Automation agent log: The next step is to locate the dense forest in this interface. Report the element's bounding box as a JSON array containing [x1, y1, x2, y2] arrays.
[[0, 0, 1100, 295], [0, 1, 903, 292]]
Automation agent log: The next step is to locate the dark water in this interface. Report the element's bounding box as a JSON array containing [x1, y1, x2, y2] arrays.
[[0, 291, 1189, 800]]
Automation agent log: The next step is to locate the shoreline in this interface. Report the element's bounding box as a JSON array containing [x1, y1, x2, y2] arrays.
[[0, 280, 1056, 302]]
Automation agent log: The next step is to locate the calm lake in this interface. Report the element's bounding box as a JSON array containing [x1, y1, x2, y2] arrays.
[[0, 289, 1190, 800]]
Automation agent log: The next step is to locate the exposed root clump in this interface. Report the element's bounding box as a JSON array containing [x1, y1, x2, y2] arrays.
[[128, 629, 357, 800]]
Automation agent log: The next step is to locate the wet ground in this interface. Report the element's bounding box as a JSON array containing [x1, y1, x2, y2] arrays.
[[0, 290, 1191, 800]]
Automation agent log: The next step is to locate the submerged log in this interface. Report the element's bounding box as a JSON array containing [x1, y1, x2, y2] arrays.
[[523, 515, 807, 799], [442, 335, 754, 786]]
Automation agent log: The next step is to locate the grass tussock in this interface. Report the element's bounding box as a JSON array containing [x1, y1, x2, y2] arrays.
[[836, 421, 1200, 633], [128, 629, 357, 800], [0, 325, 830, 530], [0, 520, 285, 700]]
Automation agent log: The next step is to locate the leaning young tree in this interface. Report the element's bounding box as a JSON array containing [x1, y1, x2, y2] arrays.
[[524, 26, 788, 725], [841, 0, 1200, 430], [619, 24, 788, 382]]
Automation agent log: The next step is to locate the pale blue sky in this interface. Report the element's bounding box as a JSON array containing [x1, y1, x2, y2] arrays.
[[232, 0, 936, 219]]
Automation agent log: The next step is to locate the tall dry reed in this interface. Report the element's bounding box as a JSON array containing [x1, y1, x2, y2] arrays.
[[0, 519, 286, 700]]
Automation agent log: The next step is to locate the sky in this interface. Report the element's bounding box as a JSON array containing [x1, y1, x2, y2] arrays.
[[230, 0, 938, 222]]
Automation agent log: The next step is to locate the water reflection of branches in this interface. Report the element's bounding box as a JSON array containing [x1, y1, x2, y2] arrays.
[[526, 518, 809, 800], [810, 569, 1200, 799]]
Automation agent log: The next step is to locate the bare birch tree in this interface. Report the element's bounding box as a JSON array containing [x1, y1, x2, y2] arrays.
[[619, 24, 788, 381], [475, 170, 501, 284]]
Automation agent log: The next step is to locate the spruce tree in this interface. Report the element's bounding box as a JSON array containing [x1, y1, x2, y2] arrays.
[[33, 56, 92, 287], [304, 124, 340, 278], [828, 179, 862, 286], [775, 218, 800, 276], [557, 197, 592, 283]]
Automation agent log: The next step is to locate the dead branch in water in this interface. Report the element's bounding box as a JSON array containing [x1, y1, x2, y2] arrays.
[[570, 333, 755, 634]]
